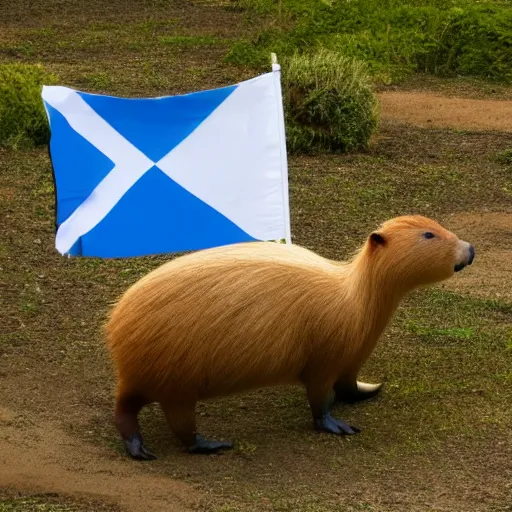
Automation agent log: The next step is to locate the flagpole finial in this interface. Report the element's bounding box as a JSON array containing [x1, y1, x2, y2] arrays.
[[271, 53, 280, 72]]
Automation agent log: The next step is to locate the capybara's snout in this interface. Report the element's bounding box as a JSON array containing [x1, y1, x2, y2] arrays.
[[454, 240, 475, 272]]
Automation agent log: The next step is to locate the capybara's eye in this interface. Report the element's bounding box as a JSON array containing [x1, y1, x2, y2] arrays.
[[423, 232, 435, 239]]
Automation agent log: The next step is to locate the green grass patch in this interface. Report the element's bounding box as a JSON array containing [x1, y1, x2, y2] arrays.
[[160, 35, 230, 47], [282, 49, 379, 153], [234, 439, 258, 455], [0, 500, 72, 512], [417, 165, 462, 183], [357, 184, 394, 202], [397, 289, 512, 351], [0, 495, 118, 511], [423, 289, 512, 316], [227, 0, 512, 83], [493, 371, 512, 383], [3, 42, 36, 57], [83, 72, 112, 89], [495, 148, 512, 166], [407, 323, 475, 340], [0, 63, 56, 149]]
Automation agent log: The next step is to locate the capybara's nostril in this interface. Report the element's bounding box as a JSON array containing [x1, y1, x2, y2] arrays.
[[468, 245, 475, 265]]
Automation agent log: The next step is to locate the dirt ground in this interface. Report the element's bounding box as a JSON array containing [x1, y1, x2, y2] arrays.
[[1, 2, 511, 511], [378, 91, 512, 132], [440, 212, 512, 301]]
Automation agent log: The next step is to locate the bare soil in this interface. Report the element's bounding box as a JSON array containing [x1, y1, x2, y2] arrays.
[[1, 1, 511, 511], [0, 415, 199, 512], [378, 91, 512, 132]]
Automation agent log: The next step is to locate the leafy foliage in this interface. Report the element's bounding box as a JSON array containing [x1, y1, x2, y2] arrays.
[[282, 49, 379, 153], [227, 0, 512, 83], [0, 63, 57, 149]]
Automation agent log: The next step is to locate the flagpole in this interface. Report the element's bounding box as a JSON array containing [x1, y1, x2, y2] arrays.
[[271, 53, 292, 245]]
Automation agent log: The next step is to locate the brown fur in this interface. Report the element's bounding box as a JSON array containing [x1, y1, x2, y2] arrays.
[[105, 215, 474, 453]]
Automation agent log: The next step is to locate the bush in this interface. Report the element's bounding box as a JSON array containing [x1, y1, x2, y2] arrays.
[[430, 5, 512, 81], [226, 0, 512, 83], [282, 49, 379, 154], [0, 63, 57, 148]]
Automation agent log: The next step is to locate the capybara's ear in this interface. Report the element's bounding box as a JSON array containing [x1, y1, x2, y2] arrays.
[[369, 232, 386, 247]]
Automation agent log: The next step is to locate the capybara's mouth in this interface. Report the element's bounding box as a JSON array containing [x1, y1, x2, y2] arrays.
[[454, 263, 466, 272]]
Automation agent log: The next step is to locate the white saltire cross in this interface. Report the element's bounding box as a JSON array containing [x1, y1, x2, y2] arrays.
[[43, 87, 158, 254]]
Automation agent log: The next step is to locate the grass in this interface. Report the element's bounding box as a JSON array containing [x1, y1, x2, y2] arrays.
[[0, 502, 69, 512], [407, 324, 475, 340], [159, 35, 231, 47], [0, 494, 119, 512], [83, 72, 111, 89], [495, 148, 512, 166]]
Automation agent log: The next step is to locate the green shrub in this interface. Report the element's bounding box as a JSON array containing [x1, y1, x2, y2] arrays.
[[0, 63, 57, 149], [226, 0, 512, 83], [282, 49, 379, 154], [429, 5, 512, 81]]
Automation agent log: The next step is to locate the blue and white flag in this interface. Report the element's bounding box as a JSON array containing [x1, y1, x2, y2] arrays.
[[42, 64, 291, 258]]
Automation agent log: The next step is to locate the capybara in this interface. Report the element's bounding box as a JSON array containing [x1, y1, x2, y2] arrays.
[[105, 215, 475, 460]]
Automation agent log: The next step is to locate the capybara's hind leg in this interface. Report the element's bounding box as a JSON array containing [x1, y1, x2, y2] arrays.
[[161, 400, 233, 455], [115, 390, 156, 461], [305, 381, 361, 436]]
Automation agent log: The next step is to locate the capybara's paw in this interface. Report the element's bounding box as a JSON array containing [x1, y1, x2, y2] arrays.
[[124, 433, 157, 460], [188, 434, 233, 454], [314, 413, 360, 435]]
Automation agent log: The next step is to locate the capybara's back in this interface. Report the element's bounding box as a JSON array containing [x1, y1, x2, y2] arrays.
[[106, 242, 339, 401]]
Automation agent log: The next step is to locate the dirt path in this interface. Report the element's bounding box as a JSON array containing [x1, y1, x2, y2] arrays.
[[0, 409, 201, 512], [378, 91, 512, 132]]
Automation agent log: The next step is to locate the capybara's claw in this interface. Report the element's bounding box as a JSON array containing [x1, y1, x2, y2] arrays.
[[124, 433, 157, 460], [334, 381, 383, 404], [188, 434, 233, 454], [314, 413, 360, 435]]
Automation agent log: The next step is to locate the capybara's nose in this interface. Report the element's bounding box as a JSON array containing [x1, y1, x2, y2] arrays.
[[468, 245, 475, 265]]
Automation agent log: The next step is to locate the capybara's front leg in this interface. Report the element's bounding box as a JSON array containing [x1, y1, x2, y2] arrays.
[[306, 382, 361, 435], [114, 391, 156, 461], [161, 400, 233, 454]]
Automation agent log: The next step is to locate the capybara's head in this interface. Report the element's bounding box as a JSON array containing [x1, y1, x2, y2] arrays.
[[366, 215, 475, 288]]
